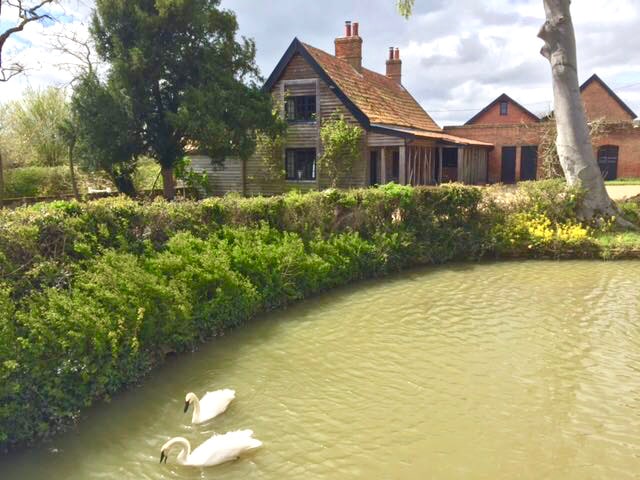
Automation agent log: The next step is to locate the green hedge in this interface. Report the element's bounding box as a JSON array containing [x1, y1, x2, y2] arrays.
[[0, 181, 624, 451]]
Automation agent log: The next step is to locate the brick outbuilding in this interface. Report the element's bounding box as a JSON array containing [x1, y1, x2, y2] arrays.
[[444, 74, 640, 183]]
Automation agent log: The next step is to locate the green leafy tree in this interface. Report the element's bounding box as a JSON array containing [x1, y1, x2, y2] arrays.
[[87, 0, 277, 199], [319, 113, 363, 187], [57, 116, 81, 199], [255, 103, 288, 182], [397, 0, 414, 17], [8, 87, 69, 167], [72, 74, 140, 196]]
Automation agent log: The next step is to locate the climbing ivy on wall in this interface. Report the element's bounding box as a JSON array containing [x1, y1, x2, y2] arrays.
[[255, 102, 288, 182], [319, 112, 364, 187]]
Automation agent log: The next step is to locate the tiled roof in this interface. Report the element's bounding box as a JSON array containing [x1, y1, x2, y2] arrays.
[[301, 43, 441, 132], [371, 124, 494, 147]]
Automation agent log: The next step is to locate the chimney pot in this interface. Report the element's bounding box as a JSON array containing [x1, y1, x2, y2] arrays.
[[335, 21, 363, 72], [345, 21, 352, 37], [386, 47, 402, 84]]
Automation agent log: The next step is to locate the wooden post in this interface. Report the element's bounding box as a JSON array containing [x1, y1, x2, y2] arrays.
[[380, 147, 387, 184], [457, 147, 463, 183], [241, 157, 247, 196], [438, 147, 443, 184], [399, 145, 406, 185], [315, 78, 321, 189]]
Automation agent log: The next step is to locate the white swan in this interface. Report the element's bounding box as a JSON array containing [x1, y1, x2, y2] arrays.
[[184, 389, 235, 424], [160, 430, 262, 467]]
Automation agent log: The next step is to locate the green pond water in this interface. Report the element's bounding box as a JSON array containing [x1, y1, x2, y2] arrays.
[[2, 261, 640, 479]]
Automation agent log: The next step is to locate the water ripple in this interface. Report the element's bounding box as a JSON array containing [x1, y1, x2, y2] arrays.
[[1, 261, 640, 479]]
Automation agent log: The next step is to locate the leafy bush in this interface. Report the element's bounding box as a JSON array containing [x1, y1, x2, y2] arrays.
[[3, 167, 76, 198], [0, 180, 629, 451]]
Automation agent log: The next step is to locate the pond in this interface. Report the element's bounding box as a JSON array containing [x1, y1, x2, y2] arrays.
[[2, 261, 640, 479]]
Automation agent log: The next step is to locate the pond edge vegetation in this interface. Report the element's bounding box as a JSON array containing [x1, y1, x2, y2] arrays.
[[1, 180, 639, 452]]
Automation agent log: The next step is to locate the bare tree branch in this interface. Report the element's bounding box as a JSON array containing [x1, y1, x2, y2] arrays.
[[49, 29, 98, 83], [0, 0, 58, 82]]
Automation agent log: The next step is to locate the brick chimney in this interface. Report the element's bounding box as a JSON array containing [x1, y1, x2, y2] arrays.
[[335, 21, 363, 72], [386, 47, 402, 84]]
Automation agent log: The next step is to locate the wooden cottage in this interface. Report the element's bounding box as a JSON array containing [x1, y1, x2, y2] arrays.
[[191, 21, 493, 196]]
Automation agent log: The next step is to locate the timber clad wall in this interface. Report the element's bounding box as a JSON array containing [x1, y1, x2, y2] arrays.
[[245, 53, 366, 195], [190, 155, 243, 196]]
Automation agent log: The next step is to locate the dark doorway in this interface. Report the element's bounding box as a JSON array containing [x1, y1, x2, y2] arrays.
[[520, 146, 538, 181], [369, 150, 379, 185], [442, 148, 458, 182], [597, 145, 618, 180], [501, 146, 516, 184], [391, 150, 400, 183]]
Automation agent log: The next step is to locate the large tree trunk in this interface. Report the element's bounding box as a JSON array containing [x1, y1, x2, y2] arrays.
[[538, 0, 616, 218], [161, 166, 176, 200]]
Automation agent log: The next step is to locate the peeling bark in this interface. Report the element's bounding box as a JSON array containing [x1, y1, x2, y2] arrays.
[[538, 0, 617, 219]]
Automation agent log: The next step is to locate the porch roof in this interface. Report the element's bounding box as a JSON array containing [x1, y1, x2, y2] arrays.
[[370, 124, 494, 147]]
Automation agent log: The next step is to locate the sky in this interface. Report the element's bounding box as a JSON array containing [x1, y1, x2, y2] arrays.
[[1, 0, 639, 126]]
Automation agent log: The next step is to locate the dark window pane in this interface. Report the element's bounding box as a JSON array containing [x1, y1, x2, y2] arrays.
[[285, 95, 316, 122], [500, 101, 509, 116], [285, 149, 316, 181]]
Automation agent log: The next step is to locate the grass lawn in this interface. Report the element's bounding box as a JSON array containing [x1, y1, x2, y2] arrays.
[[605, 178, 640, 185]]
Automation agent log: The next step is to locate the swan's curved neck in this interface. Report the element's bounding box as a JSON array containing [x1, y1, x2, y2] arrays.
[[165, 437, 191, 463], [191, 395, 201, 423]]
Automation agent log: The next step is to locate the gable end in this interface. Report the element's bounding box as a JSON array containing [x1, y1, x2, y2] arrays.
[[465, 93, 540, 125], [580, 74, 637, 120], [263, 38, 371, 128]]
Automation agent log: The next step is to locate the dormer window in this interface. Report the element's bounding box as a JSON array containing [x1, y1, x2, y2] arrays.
[[285, 95, 316, 122], [500, 101, 509, 116]]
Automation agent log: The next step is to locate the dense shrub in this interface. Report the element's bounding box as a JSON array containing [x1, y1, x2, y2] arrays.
[[3, 166, 76, 198], [0, 181, 632, 451]]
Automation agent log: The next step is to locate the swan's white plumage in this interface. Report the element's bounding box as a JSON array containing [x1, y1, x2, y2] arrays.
[[186, 389, 235, 424], [161, 430, 262, 467]]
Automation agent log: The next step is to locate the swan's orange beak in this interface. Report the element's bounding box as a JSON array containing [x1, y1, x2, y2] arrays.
[[183, 400, 190, 413]]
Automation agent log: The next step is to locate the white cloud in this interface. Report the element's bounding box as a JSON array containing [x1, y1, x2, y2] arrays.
[[1, 0, 638, 123]]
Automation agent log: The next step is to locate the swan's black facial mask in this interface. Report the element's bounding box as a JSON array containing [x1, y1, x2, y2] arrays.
[[183, 400, 190, 413], [160, 451, 167, 464]]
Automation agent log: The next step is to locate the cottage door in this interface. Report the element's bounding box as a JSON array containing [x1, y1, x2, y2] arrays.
[[501, 147, 517, 184], [520, 146, 538, 181], [597, 146, 618, 181]]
